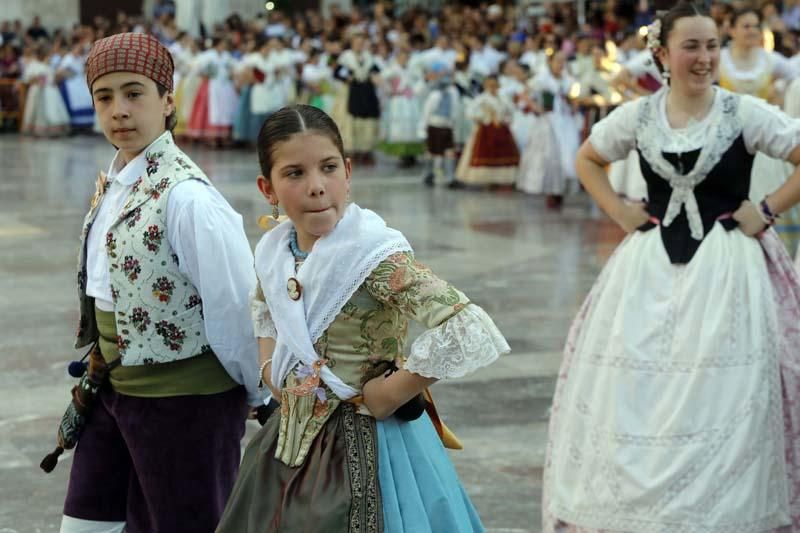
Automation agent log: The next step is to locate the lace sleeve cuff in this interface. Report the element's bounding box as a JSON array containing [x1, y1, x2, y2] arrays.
[[405, 304, 510, 379], [251, 295, 277, 339]]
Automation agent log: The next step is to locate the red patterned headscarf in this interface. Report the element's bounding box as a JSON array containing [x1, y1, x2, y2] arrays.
[[85, 33, 174, 92]]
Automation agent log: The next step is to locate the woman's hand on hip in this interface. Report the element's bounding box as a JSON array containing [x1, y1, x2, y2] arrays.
[[612, 200, 650, 233], [733, 200, 768, 237]]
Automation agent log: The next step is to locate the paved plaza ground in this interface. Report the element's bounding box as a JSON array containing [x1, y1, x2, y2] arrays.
[[0, 133, 624, 532]]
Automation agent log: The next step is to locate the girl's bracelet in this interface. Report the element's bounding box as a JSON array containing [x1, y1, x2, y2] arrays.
[[257, 358, 273, 390]]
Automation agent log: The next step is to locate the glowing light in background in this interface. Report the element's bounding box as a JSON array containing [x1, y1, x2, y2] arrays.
[[763, 29, 774, 52]]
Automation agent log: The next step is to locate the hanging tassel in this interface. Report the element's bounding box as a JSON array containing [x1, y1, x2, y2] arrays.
[[67, 343, 95, 378], [68, 360, 88, 378], [40, 446, 64, 473]]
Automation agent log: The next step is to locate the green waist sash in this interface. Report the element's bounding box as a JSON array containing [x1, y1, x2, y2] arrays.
[[95, 308, 237, 398]]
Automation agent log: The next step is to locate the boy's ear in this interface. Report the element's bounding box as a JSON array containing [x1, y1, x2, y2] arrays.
[[164, 92, 175, 117]]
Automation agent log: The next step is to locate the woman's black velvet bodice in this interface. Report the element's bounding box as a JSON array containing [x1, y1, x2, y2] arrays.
[[637, 135, 755, 264]]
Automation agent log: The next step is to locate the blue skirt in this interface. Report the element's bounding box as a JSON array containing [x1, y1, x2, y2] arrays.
[[232, 84, 253, 142], [232, 84, 272, 143], [377, 413, 484, 533]]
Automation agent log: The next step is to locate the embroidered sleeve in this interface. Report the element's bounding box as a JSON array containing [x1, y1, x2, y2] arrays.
[[251, 283, 277, 339], [588, 98, 641, 163], [740, 94, 800, 160], [365, 252, 509, 379], [404, 304, 509, 379]]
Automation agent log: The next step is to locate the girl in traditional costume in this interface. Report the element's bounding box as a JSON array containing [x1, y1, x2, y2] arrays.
[[543, 4, 800, 531], [169, 33, 197, 139], [378, 49, 425, 167], [720, 7, 800, 255], [175, 39, 202, 140], [516, 51, 580, 207], [455, 75, 520, 187], [301, 48, 335, 114], [232, 37, 261, 144], [335, 34, 381, 165], [21, 43, 70, 137], [56, 39, 94, 131], [187, 38, 238, 143], [216, 104, 509, 533]]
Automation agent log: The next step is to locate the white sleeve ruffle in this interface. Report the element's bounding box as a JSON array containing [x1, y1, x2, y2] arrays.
[[405, 304, 510, 379], [251, 294, 278, 339]]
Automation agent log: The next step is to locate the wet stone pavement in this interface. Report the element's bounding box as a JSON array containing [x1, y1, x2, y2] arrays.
[[0, 133, 624, 532]]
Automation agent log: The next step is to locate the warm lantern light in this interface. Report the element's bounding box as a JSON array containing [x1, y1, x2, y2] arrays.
[[763, 28, 774, 52], [605, 40, 617, 62]]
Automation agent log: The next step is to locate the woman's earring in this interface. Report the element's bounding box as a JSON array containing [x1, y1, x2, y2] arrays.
[[662, 65, 670, 82], [272, 203, 280, 220]]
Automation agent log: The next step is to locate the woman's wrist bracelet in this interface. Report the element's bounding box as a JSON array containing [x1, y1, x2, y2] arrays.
[[759, 198, 779, 226]]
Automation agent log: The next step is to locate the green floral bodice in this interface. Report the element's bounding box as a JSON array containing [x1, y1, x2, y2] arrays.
[[254, 251, 471, 466]]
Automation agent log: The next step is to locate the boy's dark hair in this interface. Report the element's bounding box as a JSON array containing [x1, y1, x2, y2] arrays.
[[256, 105, 345, 178], [156, 82, 178, 132]]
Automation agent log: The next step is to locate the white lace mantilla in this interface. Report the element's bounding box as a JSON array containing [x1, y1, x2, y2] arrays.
[[254, 204, 412, 400], [635, 88, 742, 240], [405, 305, 510, 379]]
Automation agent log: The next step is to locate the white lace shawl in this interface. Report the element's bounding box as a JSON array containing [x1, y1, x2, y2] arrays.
[[635, 87, 742, 240], [254, 204, 411, 400]]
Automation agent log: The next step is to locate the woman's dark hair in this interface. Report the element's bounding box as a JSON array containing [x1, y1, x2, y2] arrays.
[[256, 105, 345, 178], [652, 2, 711, 75], [155, 82, 178, 132], [731, 7, 761, 28]]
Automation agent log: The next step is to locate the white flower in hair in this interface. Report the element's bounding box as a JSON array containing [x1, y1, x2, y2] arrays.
[[647, 19, 662, 51]]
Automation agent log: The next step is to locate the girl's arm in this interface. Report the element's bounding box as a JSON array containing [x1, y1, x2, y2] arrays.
[[361, 252, 509, 420], [362, 369, 437, 420], [257, 337, 281, 399]]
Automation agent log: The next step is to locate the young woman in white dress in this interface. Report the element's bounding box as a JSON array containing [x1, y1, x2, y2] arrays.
[[543, 3, 800, 531], [516, 51, 580, 207], [21, 44, 70, 136]]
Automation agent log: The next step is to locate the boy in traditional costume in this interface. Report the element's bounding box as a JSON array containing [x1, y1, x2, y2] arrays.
[[53, 33, 262, 533]]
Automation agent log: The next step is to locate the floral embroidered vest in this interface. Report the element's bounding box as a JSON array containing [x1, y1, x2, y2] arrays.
[[75, 133, 211, 365]]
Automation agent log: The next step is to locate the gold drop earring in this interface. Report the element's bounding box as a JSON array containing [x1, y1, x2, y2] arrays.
[[258, 201, 282, 230]]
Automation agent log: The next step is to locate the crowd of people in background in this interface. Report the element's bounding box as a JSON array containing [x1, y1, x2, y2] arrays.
[[3, 1, 800, 206]]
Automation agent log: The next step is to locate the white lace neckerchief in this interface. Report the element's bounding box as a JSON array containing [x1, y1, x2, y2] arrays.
[[254, 203, 412, 400], [635, 87, 742, 240], [339, 50, 375, 82]]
